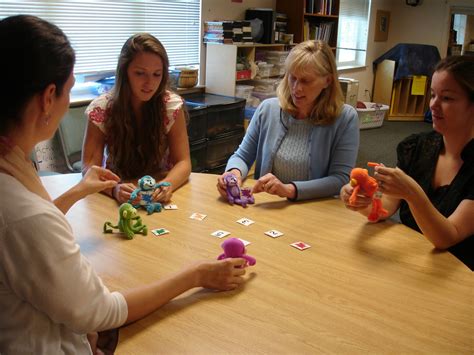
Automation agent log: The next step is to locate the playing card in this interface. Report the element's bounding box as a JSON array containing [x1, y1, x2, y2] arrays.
[[236, 218, 255, 226], [151, 228, 170, 236], [190, 213, 207, 221], [264, 230, 284, 238], [290, 241, 311, 250], [238, 238, 251, 246], [211, 230, 230, 238], [163, 204, 178, 210]]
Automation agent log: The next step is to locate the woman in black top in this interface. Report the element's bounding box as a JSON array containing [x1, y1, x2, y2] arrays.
[[340, 55, 473, 270]]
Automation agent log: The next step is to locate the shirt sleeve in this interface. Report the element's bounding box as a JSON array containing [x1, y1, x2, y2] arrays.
[[1, 210, 128, 333], [163, 91, 185, 133], [85, 94, 112, 135]]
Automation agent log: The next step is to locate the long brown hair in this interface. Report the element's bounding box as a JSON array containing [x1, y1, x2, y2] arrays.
[[277, 40, 343, 125], [435, 55, 474, 103], [106, 33, 170, 179]]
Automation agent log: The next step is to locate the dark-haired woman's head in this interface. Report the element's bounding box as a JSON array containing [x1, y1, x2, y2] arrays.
[[0, 15, 75, 134], [430, 55, 474, 136]]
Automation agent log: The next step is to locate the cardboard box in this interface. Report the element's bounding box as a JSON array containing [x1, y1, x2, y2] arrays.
[[339, 77, 359, 108]]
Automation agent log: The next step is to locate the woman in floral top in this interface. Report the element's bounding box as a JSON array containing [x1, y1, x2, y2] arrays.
[[83, 33, 191, 203]]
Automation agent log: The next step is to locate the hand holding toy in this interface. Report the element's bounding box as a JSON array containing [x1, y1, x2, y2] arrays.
[[217, 238, 256, 266], [224, 173, 255, 208], [349, 163, 388, 222], [128, 175, 171, 214]]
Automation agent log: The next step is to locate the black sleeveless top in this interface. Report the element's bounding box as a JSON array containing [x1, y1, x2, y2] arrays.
[[397, 131, 474, 270]]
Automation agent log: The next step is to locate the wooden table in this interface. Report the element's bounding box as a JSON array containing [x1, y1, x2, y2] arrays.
[[42, 173, 473, 354]]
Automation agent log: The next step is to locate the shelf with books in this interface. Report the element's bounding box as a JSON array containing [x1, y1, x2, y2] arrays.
[[276, 0, 339, 50]]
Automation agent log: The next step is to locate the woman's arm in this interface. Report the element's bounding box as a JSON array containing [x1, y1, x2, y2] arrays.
[[122, 258, 247, 324], [376, 166, 474, 249], [153, 108, 191, 202], [53, 166, 119, 214], [81, 120, 118, 199]]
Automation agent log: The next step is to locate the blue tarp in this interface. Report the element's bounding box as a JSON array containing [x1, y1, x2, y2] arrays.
[[373, 43, 441, 80]]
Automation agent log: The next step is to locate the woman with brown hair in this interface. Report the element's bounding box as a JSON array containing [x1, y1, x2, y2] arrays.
[[83, 33, 191, 203], [217, 40, 359, 201]]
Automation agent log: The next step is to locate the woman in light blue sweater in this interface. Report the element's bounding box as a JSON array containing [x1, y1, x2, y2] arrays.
[[217, 40, 359, 201]]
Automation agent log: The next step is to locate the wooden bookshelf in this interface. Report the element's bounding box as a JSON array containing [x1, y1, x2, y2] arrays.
[[276, 0, 339, 50]]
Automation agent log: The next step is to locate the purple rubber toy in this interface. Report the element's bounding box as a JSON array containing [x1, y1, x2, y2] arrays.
[[217, 238, 256, 266], [224, 173, 255, 207]]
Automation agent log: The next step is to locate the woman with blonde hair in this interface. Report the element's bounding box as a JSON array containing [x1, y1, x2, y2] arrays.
[[217, 40, 359, 201], [83, 33, 191, 204]]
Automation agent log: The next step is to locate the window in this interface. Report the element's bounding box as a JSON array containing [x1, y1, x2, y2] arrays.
[[336, 0, 370, 69], [0, 0, 201, 75]]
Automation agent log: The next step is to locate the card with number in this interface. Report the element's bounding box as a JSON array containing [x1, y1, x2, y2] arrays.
[[265, 230, 284, 238], [238, 238, 251, 246], [190, 212, 207, 221], [151, 228, 170, 236], [290, 241, 311, 251], [211, 230, 231, 238], [163, 204, 178, 210], [236, 218, 255, 226]]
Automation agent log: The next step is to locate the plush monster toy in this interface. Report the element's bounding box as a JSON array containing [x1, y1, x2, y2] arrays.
[[224, 173, 255, 208], [349, 164, 388, 222], [128, 175, 171, 214], [217, 237, 256, 266], [103, 203, 148, 239]]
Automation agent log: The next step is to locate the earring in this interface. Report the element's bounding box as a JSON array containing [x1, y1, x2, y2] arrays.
[[44, 112, 51, 126]]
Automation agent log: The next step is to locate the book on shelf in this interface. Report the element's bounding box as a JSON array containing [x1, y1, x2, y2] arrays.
[[305, 0, 337, 15]]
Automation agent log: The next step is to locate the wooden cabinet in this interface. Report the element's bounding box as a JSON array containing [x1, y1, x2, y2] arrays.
[[205, 43, 287, 97], [276, 0, 339, 50]]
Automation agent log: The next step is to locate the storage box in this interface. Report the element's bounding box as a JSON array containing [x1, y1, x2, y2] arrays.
[[189, 139, 207, 172], [356, 102, 389, 129], [186, 104, 207, 143], [205, 131, 244, 169], [249, 78, 279, 93], [256, 62, 274, 78], [265, 50, 289, 64], [236, 70, 251, 80], [185, 94, 245, 138], [235, 85, 254, 103], [339, 77, 359, 108]]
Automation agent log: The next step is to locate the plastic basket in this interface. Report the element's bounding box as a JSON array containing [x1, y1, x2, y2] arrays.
[[356, 102, 389, 129]]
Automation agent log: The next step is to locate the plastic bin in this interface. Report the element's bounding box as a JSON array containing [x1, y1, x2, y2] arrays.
[[185, 94, 245, 138], [249, 78, 279, 93], [205, 131, 244, 169], [235, 85, 254, 103], [264, 50, 289, 64], [356, 102, 389, 129], [189, 139, 207, 172], [186, 104, 207, 143], [257, 62, 274, 78]]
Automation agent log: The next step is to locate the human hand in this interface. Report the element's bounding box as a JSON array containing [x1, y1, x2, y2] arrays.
[[339, 183, 372, 211], [193, 258, 247, 291], [79, 166, 120, 196], [113, 182, 137, 204], [152, 182, 173, 203], [251, 173, 295, 199], [217, 169, 242, 199], [374, 166, 418, 201]]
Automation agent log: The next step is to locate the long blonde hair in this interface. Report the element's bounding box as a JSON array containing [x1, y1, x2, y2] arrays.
[[106, 33, 170, 179], [277, 40, 344, 125]]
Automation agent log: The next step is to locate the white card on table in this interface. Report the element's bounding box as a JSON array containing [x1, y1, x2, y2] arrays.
[[238, 238, 251, 246], [190, 212, 207, 221], [163, 204, 178, 210], [236, 218, 255, 226], [151, 228, 170, 236], [265, 230, 284, 238], [211, 230, 231, 238], [290, 241, 311, 251]]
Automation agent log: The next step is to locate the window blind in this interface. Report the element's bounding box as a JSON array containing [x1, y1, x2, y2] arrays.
[[0, 0, 201, 74], [336, 0, 370, 68]]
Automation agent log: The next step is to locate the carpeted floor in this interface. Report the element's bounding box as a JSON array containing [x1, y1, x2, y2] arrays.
[[356, 120, 433, 168]]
